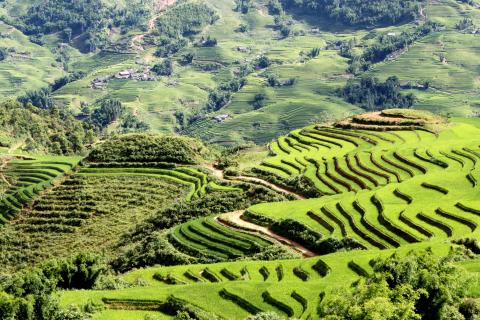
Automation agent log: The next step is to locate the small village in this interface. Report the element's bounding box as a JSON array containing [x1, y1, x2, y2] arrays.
[[90, 68, 156, 89]]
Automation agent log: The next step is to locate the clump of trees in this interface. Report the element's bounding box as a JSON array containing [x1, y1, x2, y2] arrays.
[[87, 133, 209, 164], [0, 100, 92, 155], [279, 0, 421, 26], [338, 76, 416, 110], [252, 93, 266, 110], [456, 17, 475, 31], [255, 55, 272, 69], [235, 0, 252, 14], [319, 250, 480, 320], [82, 99, 148, 134], [19, 0, 150, 52], [153, 2, 218, 57], [195, 36, 218, 47], [0, 253, 104, 320], [152, 59, 174, 76], [207, 78, 247, 111]]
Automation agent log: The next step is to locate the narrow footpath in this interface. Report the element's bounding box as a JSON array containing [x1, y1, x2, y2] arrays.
[[203, 164, 305, 200], [218, 210, 316, 257]]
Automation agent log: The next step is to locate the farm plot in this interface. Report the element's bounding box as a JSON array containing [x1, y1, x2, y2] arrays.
[[78, 166, 241, 201], [168, 216, 276, 261], [60, 242, 452, 320], [252, 111, 479, 198], [246, 117, 480, 249], [0, 156, 80, 224], [0, 173, 189, 271]]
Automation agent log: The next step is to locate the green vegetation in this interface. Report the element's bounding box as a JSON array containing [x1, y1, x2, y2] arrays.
[[87, 134, 210, 164], [0, 100, 92, 155], [339, 76, 416, 110], [280, 0, 421, 26], [0, 155, 80, 225]]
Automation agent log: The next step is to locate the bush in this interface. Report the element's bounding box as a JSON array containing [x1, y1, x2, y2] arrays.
[[152, 59, 173, 76], [255, 56, 271, 69], [320, 251, 473, 319], [42, 252, 105, 289], [245, 312, 285, 320], [87, 134, 208, 164], [459, 298, 480, 320], [281, 0, 420, 27], [339, 76, 416, 111]]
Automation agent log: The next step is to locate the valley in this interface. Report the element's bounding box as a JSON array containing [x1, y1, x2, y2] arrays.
[[0, 0, 480, 319]]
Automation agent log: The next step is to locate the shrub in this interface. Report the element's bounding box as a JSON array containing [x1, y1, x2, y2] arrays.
[[87, 134, 208, 164], [312, 259, 331, 277], [292, 266, 310, 281], [459, 298, 480, 320], [219, 288, 262, 314], [261, 291, 294, 317], [259, 266, 270, 281], [152, 59, 173, 76], [245, 312, 284, 320]]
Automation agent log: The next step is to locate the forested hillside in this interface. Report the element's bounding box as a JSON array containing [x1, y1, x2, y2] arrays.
[[279, 0, 422, 26], [0, 0, 477, 145]]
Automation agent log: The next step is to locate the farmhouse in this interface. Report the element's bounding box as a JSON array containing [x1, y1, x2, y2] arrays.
[[213, 114, 230, 122]]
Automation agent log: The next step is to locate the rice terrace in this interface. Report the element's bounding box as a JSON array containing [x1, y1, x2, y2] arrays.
[[1, 0, 480, 319]]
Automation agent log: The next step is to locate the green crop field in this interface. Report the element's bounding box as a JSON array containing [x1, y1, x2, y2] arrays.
[[42, 112, 480, 319], [60, 242, 455, 320]]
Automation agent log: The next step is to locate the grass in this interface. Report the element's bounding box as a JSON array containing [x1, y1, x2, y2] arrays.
[[0, 167, 189, 271], [60, 242, 453, 319], [246, 119, 480, 249], [0, 155, 81, 223], [0, 20, 65, 100]]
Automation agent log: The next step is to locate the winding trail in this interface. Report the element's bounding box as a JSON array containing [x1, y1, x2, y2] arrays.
[[131, 0, 177, 51], [204, 164, 311, 255], [0, 157, 12, 187], [236, 175, 305, 200], [217, 210, 316, 257], [203, 164, 305, 200]]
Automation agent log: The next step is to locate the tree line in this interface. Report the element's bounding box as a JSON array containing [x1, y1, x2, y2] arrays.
[[16, 0, 151, 52], [278, 0, 421, 26]]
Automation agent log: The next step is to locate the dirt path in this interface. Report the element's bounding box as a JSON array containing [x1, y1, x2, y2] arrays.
[[0, 157, 12, 187], [204, 163, 224, 180], [131, 0, 177, 51], [218, 211, 316, 257], [203, 164, 305, 200], [236, 175, 305, 200]]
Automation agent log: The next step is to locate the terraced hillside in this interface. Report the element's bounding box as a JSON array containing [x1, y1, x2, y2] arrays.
[[79, 166, 241, 202], [0, 168, 189, 270], [0, 162, 248, 270], [52, 111, 480, 319], [0, 134, 278, 271], [168, 216, 277, 261], [0, 155, 80, 224], [247, 111, 480, 250], [61, 243, 454, 320]]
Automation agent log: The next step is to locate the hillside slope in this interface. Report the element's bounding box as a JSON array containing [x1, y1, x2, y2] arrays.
[[0, 0, 477, 145]]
